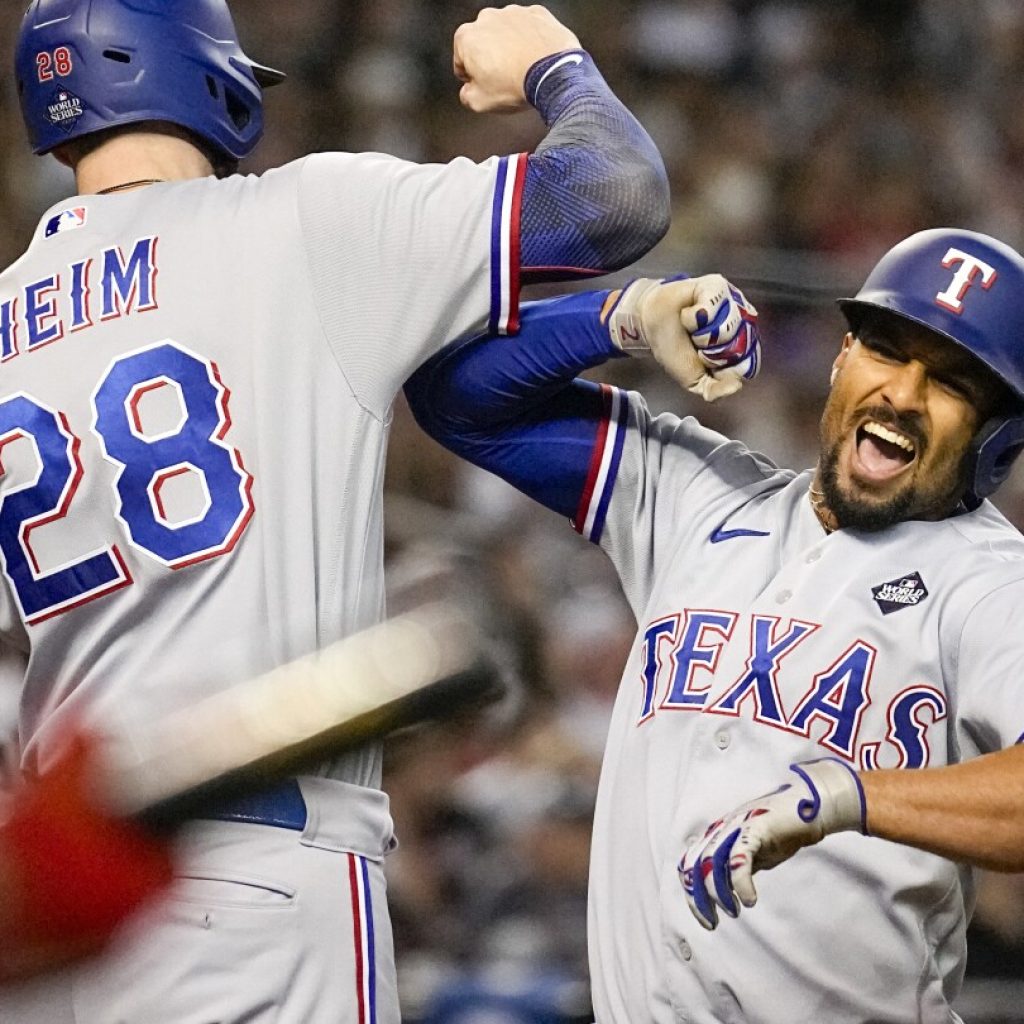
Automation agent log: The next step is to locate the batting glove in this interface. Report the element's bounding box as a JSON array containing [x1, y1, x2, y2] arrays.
[[678, 757, 867, 931], [606, 274, 760, 401]]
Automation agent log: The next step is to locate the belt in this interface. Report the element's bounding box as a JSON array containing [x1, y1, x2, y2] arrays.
[[203, 778, 308, 830]]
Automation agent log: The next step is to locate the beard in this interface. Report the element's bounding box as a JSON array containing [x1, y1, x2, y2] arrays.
[[817, 420, 970, 531], [817, 440, 916, 531]]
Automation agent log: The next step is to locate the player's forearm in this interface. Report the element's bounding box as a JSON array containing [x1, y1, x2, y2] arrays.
[[407, 290, 621, 429], [860, 745, 1024, 872], [405, 290, 623, 516], [522, 52, 670, 279]]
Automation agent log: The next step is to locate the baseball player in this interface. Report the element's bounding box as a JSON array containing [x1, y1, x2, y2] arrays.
[[405, 229, 1024, 1022], [0, 0, 669, 1020]]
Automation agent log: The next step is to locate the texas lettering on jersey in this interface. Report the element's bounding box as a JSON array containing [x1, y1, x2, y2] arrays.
[[0, 235, 159, 360], [637, 609, 947, 770]]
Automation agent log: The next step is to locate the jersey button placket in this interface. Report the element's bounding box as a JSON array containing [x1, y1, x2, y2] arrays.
[[679, 939, 693, 962], [714, 729, 730, 751]]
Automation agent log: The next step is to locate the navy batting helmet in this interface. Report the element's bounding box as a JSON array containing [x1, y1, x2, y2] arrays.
[[15, 0, 285, 163], [838, 228, 1024, 503]]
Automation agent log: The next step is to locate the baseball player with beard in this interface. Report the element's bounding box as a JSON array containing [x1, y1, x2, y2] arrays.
[[0, 0, 668, 1020], [406, 230, 1024, 1022]]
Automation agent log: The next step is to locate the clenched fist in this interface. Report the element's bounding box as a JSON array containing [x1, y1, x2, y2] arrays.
[[606, 274, 761, 401], [453, 5, 581, 113]]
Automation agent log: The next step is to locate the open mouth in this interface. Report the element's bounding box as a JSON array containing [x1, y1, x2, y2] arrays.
[[853, 420, 916, 482]]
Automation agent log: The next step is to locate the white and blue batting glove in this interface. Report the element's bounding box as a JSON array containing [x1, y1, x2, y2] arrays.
[[678, 758, 867, 930], [606, 274, 760, 402]]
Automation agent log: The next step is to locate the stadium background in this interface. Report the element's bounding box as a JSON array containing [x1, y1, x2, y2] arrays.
[[1, 1, 1022, 1020]]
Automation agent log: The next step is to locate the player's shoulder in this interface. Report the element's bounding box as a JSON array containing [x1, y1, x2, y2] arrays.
[[291, 149, 504, 200], [170, 153, 361, 205], [946, 501, 1024, 563], [638, 395, 790, 490], [149, 157, 354, 222], [934, 502, 1024, 605]]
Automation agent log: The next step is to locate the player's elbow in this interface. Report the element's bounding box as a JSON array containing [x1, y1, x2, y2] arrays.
[[525, 139, 671, 276], [404, 365, 473, 450], [579, 146, 671, 273], [404, 369, 444, 438], [602, 156, 671, 271]]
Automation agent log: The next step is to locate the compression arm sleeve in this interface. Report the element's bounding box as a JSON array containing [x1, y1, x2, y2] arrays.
[[521, 52, 670, 280], [404, 291, 622, 518]]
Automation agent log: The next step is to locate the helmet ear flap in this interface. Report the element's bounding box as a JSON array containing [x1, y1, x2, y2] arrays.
[[963, 415, 1024, 508]]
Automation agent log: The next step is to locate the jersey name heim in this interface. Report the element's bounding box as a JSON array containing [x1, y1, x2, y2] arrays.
[[0, 235, 158, 361]]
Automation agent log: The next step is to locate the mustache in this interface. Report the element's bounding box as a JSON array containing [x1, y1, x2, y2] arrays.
[[855, 405, 926, 454]]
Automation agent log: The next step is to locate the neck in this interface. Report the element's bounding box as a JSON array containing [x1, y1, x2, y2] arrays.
[[809, 469, 839, 534], [73, 131, 214, 196]]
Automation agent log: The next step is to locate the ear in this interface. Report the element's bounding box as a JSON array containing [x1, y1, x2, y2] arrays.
[[830, 333, 854, 386]]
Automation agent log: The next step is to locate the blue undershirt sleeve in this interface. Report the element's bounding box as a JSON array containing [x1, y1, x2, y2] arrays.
[[404, 290, 625, 518], [520, 52, 670, 280]]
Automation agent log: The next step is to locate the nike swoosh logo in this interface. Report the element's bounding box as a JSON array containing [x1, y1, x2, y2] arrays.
[[552, 54, 584, 69], [532, 54, 585, 101], [709, 525, 771, 544]]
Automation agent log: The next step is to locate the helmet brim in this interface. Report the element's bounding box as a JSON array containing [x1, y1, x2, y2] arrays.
[[836, 295, 1024, 410], [252, 63, 286, 89]]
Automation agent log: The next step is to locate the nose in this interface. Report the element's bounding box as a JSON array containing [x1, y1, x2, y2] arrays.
[[880, 358, 928, 413]]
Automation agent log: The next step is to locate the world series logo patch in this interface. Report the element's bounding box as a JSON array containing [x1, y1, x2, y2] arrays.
[[45, 88, 85, 134], [872, 572, 928, 615]]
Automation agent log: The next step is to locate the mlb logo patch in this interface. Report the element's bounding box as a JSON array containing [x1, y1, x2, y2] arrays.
[[871, 571, 928, 616], [44, 207, 87, 238]]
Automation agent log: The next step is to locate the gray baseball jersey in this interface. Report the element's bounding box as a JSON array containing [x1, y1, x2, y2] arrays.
[[576, 390, 1024, 1024], [0, 150, 523, 773], [0, 151, 523, 1023]]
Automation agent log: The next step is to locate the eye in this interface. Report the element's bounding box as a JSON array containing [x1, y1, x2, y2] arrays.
[[860, 334, 904, 363], [933, 373, 972, 400]]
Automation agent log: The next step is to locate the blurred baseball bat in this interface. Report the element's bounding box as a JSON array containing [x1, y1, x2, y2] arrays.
[[94, 602, 502, 830]]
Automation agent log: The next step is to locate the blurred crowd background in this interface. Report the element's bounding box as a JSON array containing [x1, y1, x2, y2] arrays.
[[2, 0, 1023, 1020]]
